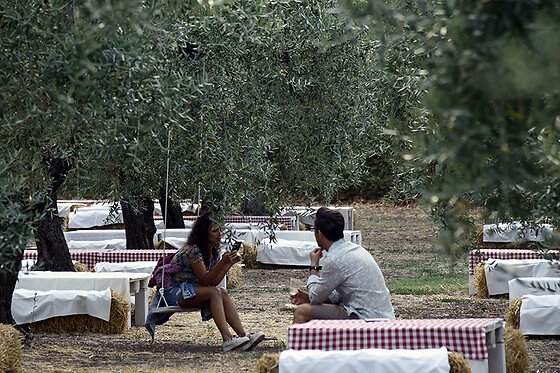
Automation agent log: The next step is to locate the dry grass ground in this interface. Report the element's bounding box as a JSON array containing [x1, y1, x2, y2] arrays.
[[19, 202, 560, 372]]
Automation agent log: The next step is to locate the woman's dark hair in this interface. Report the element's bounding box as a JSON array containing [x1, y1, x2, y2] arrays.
[[314, 207, 344, 242], [186, 211, 219, 267]]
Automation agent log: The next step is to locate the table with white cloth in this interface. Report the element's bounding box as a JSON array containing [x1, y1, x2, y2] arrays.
[[15, 271, 151, 327], [286, 318, 505, 373], [168, 215, 300, 230], [467, 249, 559, 294], [11, 288, 112, 325], [482, 222, 553, 243], [94, 261, 157, 274], [257, 238, 318, 266], [67, 239, 127, 251], [508, 277, 560, 300], [516, 294, 560, 335], [484, 259, 560, 296], [66, 203, 123, 229], [279, 347, 450, 373]]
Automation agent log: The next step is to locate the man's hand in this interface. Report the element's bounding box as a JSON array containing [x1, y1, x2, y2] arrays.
[[290, 289, 310, 305], [309, 247, 323, 266]]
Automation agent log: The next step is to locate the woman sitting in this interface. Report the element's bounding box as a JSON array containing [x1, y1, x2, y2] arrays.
[[146, 211, 265, 352]]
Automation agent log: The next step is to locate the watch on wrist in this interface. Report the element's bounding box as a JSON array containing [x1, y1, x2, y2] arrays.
[[309, 265, 320, 272]]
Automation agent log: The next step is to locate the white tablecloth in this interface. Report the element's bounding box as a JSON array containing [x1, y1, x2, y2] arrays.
[[485, 259, 560, 295], [483, 222, 553, 243], [15, 271, 149, 304], [94, 261, 157, 274], [67, 204, 123, 229], [279, 347, 450, 373], [67, 239, 127, 251], [257, 238, 318, 266], [11, 288, 112, 324], [65, 229, 127, 242], [519, 294, 560, 335], [508, 277, 560, 300]]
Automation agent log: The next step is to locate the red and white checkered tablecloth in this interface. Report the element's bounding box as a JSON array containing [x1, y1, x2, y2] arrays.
[[468, 249, 559, 275], [287, 318, 503, 361], [99, 249, 174, 264], [23, 249, 108, 269]]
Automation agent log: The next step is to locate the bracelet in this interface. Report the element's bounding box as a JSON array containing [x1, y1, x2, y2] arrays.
[[309, 265, 320, 272]]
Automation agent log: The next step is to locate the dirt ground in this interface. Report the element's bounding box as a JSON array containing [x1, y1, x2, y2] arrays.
[[19, 202, 560, 372]]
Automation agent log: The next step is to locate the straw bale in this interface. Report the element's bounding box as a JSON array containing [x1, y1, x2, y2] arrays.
[[280, 224, 288, 230], [29, 290, 130, 334], [242, 242, 257, 269], [0, 324, 24, 373], [473, 262, 489, 297], [298, 222, 306, 231], [506, 298, 522, 329], [154, 240, 178, 250], [448, 351, 471, 373], [73, 262, 89, 272], [504, 326, 529, 373], [226, 263, 243, 289], [255, 353, 279, 373]]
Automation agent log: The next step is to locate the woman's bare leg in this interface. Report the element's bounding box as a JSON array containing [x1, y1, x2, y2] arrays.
[[219, 287, 246, 336], [178, 286, 231, 341]]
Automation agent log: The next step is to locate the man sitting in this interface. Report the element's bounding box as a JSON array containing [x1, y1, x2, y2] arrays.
[[291, 207, 395, 323]]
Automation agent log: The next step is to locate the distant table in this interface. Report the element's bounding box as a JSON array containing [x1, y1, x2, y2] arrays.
[[287, 319, 505, 373], [15, 271, 151, 327], [467, 249, 558, 295], [23, 249, 109, 269], [99, 249, 171, 264]]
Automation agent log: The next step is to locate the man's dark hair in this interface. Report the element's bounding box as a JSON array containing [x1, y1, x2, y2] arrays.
[[314, 207, 344, 242]]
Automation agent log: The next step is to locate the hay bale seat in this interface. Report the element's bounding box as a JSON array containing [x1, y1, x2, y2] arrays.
[[504, 326, 529, 373], [0, 324, 24, 373], [506, 295, 560, 336], [256, 349, 471, 373], [26, 290, 129, 334]]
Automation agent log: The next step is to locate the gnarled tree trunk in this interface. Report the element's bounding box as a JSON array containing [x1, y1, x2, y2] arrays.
[[158, 188, 185, 229], [122, 198, 156, 249], [35, 157, 74, 271]]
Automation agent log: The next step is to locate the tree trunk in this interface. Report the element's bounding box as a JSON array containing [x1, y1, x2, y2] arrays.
[[36, 157, 74, 272], [122, 198, 156, 249], [158, 188, 185, 229], [0, 249, 24, 324]]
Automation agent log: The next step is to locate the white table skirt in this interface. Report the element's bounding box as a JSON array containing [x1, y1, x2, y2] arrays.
[[485, 259, 560, 295], [482, 222, 553, 243], [12, 288, 112, 324], [67, 204, 123, 229], [94, 261, 157, 274], [279, 347, 450, 373], [519, 294, 560, 335], [67, 239, 127, 251], [257, 238, 318, 266], [508, 277, 560, 300]]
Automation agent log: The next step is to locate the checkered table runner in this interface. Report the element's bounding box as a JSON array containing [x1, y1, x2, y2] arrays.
[[171, 215, 297, 230], [23, 249, 108, 269], [287, 318, 502, 361], [468, 249, 559, 275], [99, 249, 174, 264]]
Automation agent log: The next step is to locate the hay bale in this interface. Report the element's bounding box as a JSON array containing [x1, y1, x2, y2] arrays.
[[73, 262, 89, 272], [241, 242, 257, 269], [30, 290, 130, 334], [256, 353, 279, 373], [504, 325, 529, 373], [280, 224, 288, 230], [154, 240, 178, 250], [473, 262, 489, 297], [226, 263, 243, 289], [506, 298, 522, 329], [0, 324, 24, 373], [448, 351, 471, 373], [298, 222, 306, 231]]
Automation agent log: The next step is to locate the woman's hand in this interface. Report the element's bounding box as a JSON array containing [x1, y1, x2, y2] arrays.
[[222, 251, 242, 266]]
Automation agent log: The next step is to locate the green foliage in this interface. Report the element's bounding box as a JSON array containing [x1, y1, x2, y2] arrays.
[[0, 152, 41, 278], [368, 0, 560, 254]]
